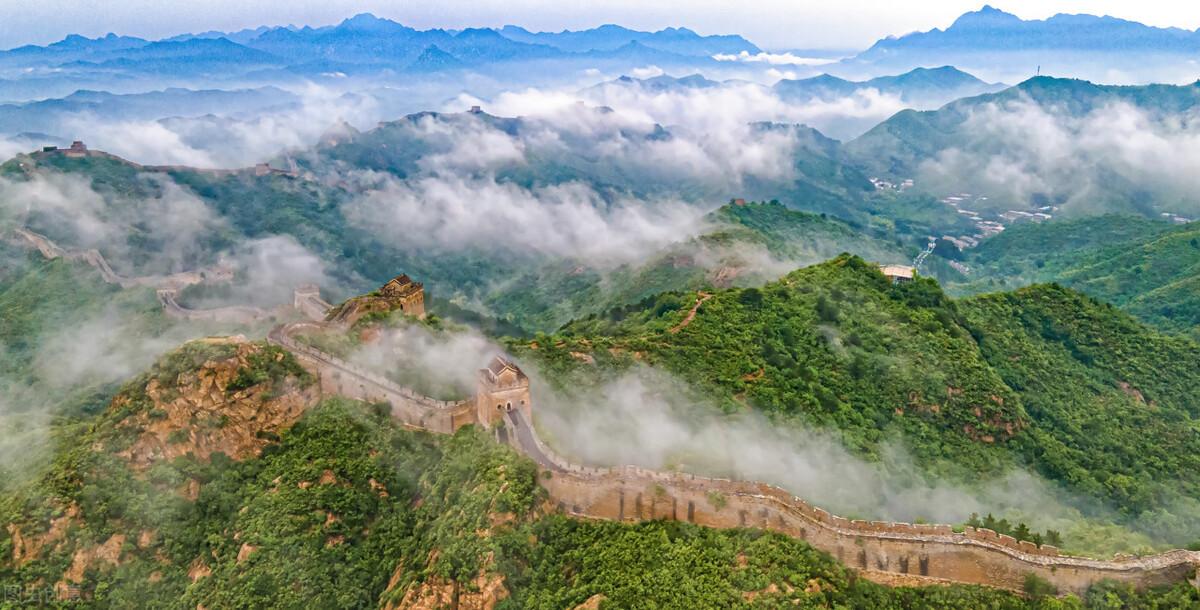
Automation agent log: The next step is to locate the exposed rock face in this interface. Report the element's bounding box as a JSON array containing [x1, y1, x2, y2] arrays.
[[379, 551, 509, 610], [572, 594, 607, 609], [383, 572, 508, 610], [1, 337, 319, 592], [6, 504, 80, 567], [54, 533, 127, 595], [115, 339, 319, 470]]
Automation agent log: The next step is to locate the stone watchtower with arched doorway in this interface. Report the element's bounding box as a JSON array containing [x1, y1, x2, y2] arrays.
[[475, 356, 531, 428]]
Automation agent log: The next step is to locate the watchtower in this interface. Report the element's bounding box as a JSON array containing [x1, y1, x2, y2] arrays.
[[475, 356, 531, 429], [64, 141, 88, 158], [378, 274, 426, 319], [293, 284, 331, 321]]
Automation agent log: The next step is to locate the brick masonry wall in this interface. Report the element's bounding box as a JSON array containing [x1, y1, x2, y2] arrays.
[[540, 468, 1200, 595], [267, 321, 1200, 595]]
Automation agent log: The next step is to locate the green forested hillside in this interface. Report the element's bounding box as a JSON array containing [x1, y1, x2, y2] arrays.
[[524, 255, 1200, 550], [963, 285, 1200, 543], [2, 148, 925, 333], [953, 216, 1200, 337], [7, 341, 1170, 608], [847, 77, 1200, 179], [0, 242, 271, 491]]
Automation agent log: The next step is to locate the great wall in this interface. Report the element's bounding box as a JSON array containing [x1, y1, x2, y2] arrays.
[[21, 140, 301, 178], [261, 275, 1200, 597], [9, 223, 1200, 595]]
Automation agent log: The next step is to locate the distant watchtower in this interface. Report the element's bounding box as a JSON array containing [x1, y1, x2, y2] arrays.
[[378, 274, 426, 319], [475, 356, 531, 429], [64, 141, 88, 158]]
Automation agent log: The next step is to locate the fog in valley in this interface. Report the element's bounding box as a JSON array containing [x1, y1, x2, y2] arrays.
[[332, 321, 1185, 554], [918, 98, 1200, 217]]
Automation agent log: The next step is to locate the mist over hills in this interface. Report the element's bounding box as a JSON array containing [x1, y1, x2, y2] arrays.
[[6, 5, 1200, 605], [846, 76, 1200, 215], [775, 66, 1004, 103]]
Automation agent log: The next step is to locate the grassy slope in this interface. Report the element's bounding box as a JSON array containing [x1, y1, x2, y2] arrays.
[[544, 255, 1023, 473]]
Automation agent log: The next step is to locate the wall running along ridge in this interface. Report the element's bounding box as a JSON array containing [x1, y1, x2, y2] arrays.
[[9, 224, 1191, 598], [265, 318, 1200, 596]]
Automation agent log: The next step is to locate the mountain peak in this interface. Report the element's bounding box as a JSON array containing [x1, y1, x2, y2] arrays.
[[949, 5, 1023, 30], [337, 13, 405, 32]]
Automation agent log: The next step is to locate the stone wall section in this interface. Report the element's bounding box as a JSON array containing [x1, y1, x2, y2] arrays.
[[539, 466, 1199, 595], [269, 323, 475, 434], [265, 321, 1200, 595], [12, 227, 226, 291]]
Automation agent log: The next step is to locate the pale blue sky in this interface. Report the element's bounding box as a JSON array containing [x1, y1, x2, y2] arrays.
[[1, 1, 1199, 51]]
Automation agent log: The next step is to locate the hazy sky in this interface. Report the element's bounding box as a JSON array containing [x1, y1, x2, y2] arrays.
[[1, 1, 1199, 51]]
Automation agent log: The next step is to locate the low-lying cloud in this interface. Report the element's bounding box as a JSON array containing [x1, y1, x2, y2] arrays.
[[27, 85, 385, 169], [713, 50, 840, 67], [333, 323, 1170, 554], [343, 173, 710, 268], [457, 79, 907, 143], [918, 96, 1200, 216], [0, 172, 228, 275]]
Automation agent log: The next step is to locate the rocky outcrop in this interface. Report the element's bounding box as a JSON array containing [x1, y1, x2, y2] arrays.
[[115, 338, 319, 470]]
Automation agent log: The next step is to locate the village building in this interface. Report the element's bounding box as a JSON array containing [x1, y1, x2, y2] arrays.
[[879, 264, 915, 283]]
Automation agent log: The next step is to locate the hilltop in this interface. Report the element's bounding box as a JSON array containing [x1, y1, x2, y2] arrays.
[[845, 76, 1200, 215], [774, 66, 1004, 105], [524, 255, 1200, 552], [848, 76, 1200, 179]]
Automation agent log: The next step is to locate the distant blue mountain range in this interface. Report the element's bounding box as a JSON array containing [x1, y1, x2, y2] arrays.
[[0, 13, 757, 82], [2, 7, 1198, 97], [840, 5, 1200, 83], [775, 66, 1004, 103], [497, 24, 759, 56]]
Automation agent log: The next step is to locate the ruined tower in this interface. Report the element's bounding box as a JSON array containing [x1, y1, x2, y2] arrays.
[[293, 284, 331, 321], [475, 356, 531, 429]]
